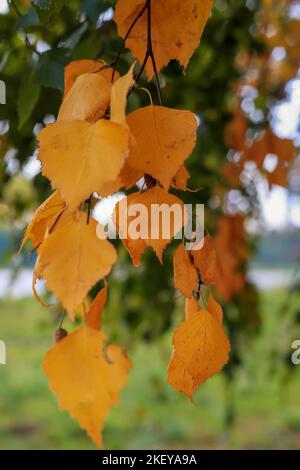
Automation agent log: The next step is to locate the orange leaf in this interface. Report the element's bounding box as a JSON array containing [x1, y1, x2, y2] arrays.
[[115, 0, 213, 78], [245, 128, 295, 168], [127, 106, 197, 188], [37, 212, 117, 319], [184, 297, 199, 320], [115, 186, 186, 265], [168, 309, 230, 398], [43, 325, 131, 448], [190, 234, 223, 285], [225, 107, 247, 151], [173, 244, 197, 298], [206, 294, 223, 325], [38, 119, 128, 209], [215, 215, 248, 301], [58, 73, 111, 122], [86, 284, 108, 330], [171, 165, 190, 190]]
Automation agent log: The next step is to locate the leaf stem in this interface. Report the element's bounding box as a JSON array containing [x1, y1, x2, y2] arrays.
[[86, 195, 92, 224]]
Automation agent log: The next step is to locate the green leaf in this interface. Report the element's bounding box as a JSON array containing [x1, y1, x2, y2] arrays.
[[59, 23, 88, 50], [15, 8, 40, 29], [80, 0, 111, 22], [72, 32, 102, 60], [18, 73, 41, 129], [35, 49, 69, 91], [32, 0, 67, 21], [31, 0, 52, 10]]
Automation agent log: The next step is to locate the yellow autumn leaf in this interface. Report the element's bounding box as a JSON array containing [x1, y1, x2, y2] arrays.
[[114, 186, 186, 265], [37, 212, 117, 319], [168, 309, 230, 398], [127, 106, 197, 188], [115, 0, 213, 78], [97, 161, 142, 197], [43, 325, 131, 448], [63, 59, 118, 98], [38, 119, 129, 209], [58, 73, 111, 122]]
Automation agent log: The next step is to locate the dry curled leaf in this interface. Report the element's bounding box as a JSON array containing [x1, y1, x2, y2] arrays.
[[43, 325, 131, 448], [19, 191, 66, 253], [115, 0, 213, 78], [173, 244, 197, 298], [114, 186, 186, 265], [36, 212, 116, 319], [127, 106, 197, 188], [86, 284, 108, 330], [168, 309, 230, 398], [110, 63, 135, 126]]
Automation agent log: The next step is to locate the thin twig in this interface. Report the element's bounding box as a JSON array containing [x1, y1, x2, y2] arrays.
[[134, 53, 149, 84], [9, 0, 40, 55], [58, 311, 66, 329], [127, 0, 163, 104]]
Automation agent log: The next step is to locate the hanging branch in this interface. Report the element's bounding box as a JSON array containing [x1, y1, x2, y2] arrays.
[[145, 0, 162, 105], [113, 0, 162, 105], [111, 1, 147, 81], [129, 0, 163, 104]]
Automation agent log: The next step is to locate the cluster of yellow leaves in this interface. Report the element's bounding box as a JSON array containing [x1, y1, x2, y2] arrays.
[[19, 59, 135, 447], [170, 237, 230, 398], [19, 0, 229, 448], [22, 61, 136, 321]]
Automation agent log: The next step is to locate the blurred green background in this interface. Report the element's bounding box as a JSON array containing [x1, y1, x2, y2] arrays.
[[1, 0, 300, 450], [1, 288, 300, 449]]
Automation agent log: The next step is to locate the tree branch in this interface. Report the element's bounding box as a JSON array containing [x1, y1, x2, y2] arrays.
[[111, 1, 147, 81]]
